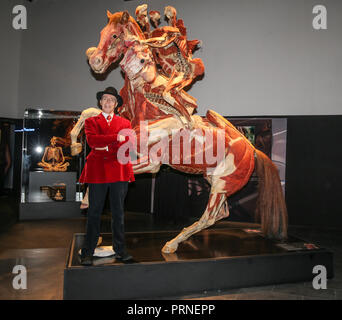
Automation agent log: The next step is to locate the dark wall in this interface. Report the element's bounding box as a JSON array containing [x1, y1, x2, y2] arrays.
[[125, 173, 152, 214], [0, 118, 22, 233], [285, 116, 342, 228]]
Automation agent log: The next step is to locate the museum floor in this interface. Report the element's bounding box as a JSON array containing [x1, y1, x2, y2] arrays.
[[0, 212, 341, 300]]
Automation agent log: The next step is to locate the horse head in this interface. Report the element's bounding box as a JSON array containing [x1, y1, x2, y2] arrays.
[[86, 10, 145, 74]]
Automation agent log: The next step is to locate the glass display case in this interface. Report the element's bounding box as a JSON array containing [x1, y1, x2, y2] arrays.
[[20, 109, 87, 207]]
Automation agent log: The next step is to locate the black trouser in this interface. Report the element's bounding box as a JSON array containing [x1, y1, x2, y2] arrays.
[[82, 181, 128, 257]]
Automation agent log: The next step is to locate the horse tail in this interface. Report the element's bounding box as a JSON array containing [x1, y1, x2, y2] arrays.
[[255, 149, 288, 240]]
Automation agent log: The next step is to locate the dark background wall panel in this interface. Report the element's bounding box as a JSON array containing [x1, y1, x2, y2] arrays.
[[285, 116, 342, 227]]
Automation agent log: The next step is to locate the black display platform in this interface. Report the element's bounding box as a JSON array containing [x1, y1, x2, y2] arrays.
[[63, 227, 333, 300]]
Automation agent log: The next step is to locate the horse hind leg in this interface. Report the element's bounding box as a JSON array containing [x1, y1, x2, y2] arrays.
[[161, 192, 227, 253], [215, 198, 230, 222]]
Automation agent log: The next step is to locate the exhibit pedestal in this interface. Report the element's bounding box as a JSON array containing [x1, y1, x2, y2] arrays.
[[28, 171, 77, 202], [20, 171, 81, 220], [63, 228, 333, 300]]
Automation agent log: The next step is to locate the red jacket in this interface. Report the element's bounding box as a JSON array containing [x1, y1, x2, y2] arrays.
[[79, 113, 135, 184]]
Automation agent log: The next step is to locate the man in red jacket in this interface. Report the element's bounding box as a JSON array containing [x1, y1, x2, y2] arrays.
[[79, 87, 135, 265]]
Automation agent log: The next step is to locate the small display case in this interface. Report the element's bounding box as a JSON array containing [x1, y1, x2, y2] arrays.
[[20, 109, 87, 219]]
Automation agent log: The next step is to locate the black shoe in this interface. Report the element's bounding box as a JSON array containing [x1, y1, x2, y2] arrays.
[[114, 252, 133, 262], [80, 255, 93, 266]]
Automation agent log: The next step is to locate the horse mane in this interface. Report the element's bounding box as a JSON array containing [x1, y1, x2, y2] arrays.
[[109, 12, 145, 40]]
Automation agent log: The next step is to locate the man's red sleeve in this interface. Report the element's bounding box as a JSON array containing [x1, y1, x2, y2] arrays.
[[123, 121, 137, 149], [85, 118, 118, 148]]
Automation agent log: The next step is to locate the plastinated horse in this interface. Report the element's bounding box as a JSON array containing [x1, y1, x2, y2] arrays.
[[72, 9, 288, 254]]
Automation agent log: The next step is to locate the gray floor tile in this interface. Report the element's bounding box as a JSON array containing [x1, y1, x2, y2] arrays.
[[235, 291, 302, 300], [0, 248, 66, 300], [335, 289, 342, 300], [302, 295, 333, 300]]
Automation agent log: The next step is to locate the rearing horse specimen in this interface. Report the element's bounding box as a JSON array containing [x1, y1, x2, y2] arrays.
[[71, 7, 288, 254]]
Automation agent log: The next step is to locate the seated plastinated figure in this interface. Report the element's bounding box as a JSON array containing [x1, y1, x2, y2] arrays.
[[37, 136, 70, 172]]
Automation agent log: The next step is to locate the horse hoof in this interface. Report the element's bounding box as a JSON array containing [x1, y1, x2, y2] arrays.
[[71, 143, 82, 156], [161, 241, 178, 253], [80, 203, 88, 209]]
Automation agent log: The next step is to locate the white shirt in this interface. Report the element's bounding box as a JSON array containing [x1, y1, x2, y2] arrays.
[[102, 111, 114, 123]]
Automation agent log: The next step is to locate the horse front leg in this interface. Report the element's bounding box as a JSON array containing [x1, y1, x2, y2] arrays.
[[70, 107, 101, 155], [162, 192, 227, 253], [70, 118, 84, 156], [132, 156, 161, 174]]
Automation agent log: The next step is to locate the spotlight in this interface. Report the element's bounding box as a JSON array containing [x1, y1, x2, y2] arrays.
[[35, 146, 43, 153]]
